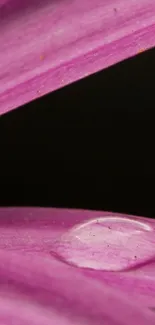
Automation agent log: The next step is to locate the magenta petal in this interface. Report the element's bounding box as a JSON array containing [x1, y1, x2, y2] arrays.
[[0, 208, 155, 324], [0, 0, 155, 115], [0, 249, 154, 325]]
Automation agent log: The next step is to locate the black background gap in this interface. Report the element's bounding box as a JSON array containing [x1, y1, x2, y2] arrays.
[[0, 47, 155, 218]]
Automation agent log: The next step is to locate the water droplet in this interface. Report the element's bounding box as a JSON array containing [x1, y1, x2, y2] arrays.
[[52, 217, 155, 271]]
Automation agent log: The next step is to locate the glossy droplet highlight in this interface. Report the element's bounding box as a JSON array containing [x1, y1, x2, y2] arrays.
[[52, 216, 155, 271]]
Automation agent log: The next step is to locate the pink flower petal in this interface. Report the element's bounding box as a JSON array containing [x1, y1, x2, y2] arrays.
[[0, 248, 154, 325], [0, 207, 155, 324], [0, 0, 155, 115]]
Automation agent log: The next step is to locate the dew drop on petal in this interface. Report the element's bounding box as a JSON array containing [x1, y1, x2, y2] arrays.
[[52, 217, 155, 271]]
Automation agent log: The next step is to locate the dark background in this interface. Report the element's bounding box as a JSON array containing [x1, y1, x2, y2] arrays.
[[0, 47, 155, 218]]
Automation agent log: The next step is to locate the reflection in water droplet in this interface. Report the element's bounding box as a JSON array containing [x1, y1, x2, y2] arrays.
[[52, 217, 155, 271]]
